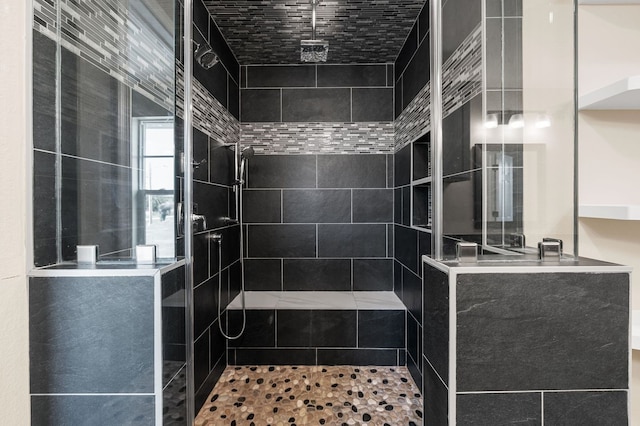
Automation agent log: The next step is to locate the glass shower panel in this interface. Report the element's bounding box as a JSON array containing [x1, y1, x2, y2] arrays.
[[50, 0, 177, 262], [436, 0, 575, 258]]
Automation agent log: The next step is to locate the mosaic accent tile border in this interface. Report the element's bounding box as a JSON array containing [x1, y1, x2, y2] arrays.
[[176, 64, 240, 146], [240, 122, 394, 155], [33, 0, 175, 112], [394, 84, 431, 152], [394, 23, 482, 152], [204, 0, 425, 64], [195, 365, 423, 425], [442, 24, 483, 119]]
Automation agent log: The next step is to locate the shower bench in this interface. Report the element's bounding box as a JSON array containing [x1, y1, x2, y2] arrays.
[[226, 291, 407, 366]]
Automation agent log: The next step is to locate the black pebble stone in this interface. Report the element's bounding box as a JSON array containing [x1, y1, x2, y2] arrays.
[[363, 414, 372, 421], [320, 420, 326, 425], [385, 405, 394, 411], [416, 410, 423, 418], [248, 414, 255, 420], [209, 406, 217, 412], [288, 417, 295, 423], [210, 394, 219, 402], [351, 406, 358, 413], [257, 378, 264, 384]]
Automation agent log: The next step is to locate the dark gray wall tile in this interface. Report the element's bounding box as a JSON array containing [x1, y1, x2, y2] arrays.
[[387, 64, 394, 87], [228, 310, 276, 348], [418, 2, 430, 43], [194, 353, 226, 414], [504, 18, 523, 90], [283, 259, 351, 291], [394, 260, 404, 300], [247, 65, 316, 87], [210, 318, 227, 365], [247, 225, 316, 258], [394, 189, 402, 225], [194, 277, 217, 338], [244, 259, 282, 291], [31, 395, 155, 426], [193, 181, 229, 230], [407, 313, 419, 364], [544, 391, 628, 426], [282, 88, 351, 122], [33, 30, 57, 152], [248, 155, 316, 189], [318, 155, 387, 189], [194, 330, 210, 391], [395, 76, 403, 118], [456, 273, 629, 392], [60, 47, 131, 166], [408, 360, 422, 395], [317, 64, 387, 87], [29, 276, 154, 393], [423, 358, 448, 426], [208, 16, 240, 79], [442, 0, 481, 62], [353, 189, 393, 223], [402, 186, 411, 226], [243, 190, 282, 223], [234, 349, 316, 365], [402, 268, 422, 327], [318, 224, 387, 258], [353, 259, 393, 291], [396, 22, 418, 80], [241, 89, 281, 122], [193, 0, 209, 42], [317, 349, 398, 366], [210, 143, 235, 186], [283, 190, 351, 223], [193, 128, 209, 182], [352, 88, 394, 122], [194, 46, 228, 108], [457, 393, 541, 426], [423, 264, 449, 385], [277, 310, 313, 347], [33, 151, 57, 267], [313, 310, 357, 347], [358, 310, 405, 348], [402, 36, 430, 110], [394, 144, 411, 187], [394, 225, 418, 273], [193, 231, 210, 286], [229, 76, 240, 120]]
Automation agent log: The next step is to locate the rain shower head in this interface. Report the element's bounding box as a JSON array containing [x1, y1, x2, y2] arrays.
[[301, 0, 328, 62], [194, 43, 219, 69]]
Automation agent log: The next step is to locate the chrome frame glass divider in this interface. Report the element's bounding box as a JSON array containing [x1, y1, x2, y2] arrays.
[[430, 0, 444, 260], [183, 0, 196, 422], [573, 0, 579, 258], [480, 0, 489, 251]]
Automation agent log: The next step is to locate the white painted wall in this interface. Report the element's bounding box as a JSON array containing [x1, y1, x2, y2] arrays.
[[577, 4, 640, 424], [0, 0, 31, 423]]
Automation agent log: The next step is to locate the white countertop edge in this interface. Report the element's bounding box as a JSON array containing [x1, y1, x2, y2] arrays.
[[28, 259, 186, 278], [227, 291, 405, 310], [422, 255, 632, 274]]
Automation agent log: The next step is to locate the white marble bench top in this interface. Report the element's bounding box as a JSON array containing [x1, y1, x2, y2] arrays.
[[227, 291, 405, 310]]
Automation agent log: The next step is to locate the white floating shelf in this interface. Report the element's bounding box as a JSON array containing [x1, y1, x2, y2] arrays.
[[579, 76, 640, 110], [412, 177, 432, 186], [579, 0, 640, 3], [579, 204, 640, 220], [633, 310, 640, 351]]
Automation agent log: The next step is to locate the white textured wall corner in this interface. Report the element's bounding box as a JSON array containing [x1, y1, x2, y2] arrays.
[[0, 0, 32, 423]]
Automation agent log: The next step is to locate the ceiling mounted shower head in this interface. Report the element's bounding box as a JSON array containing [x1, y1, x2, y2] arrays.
[[301, 0, 328, 62], [194, 43, 219, 69], [241, 146, 255, 159]]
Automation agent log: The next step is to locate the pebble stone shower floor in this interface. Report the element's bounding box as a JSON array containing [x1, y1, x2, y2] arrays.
[[195, 365, 423, 425]]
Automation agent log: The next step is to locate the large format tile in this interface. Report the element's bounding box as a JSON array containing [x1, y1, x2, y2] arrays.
[[242, 189, 282, 223], [543, 391, 628, 425], [358, 310, 405, 348], [318, 224, 387, 258], [457, 393, 541, 426], [247, 65, 316, 88], [234, 349, 316, 365], [353, 259, 394, 291], [317, 155, 387, 189], [352, 88, 394, 122], [456, 272, 629, 392], [247, 155, 316, 189], [282, 88, 351, 122], [283, 259, 351, 291], [33, 151, 57, 267], [423, 358, 448, 426], [31, 395, 155, 426], [423, 264, 449, 385], [247, 224, 316, 258], [317, 349, 398, 366], [33, 30, 57, 152], [29, 276, 154, 393], [402, 38, 430, 110], [228, 310, 276, 348], [282, 189, 351, 223], [352, 189, 393, 223], [244, 259, 282, 291], [241, 89, 281, 122], [442, 0, 481, 62], [317, 64, 387, 87]]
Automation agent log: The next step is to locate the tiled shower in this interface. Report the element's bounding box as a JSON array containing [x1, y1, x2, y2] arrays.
[[28, 0, 632, 425]]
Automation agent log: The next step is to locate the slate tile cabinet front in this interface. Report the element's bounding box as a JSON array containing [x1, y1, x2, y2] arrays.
[[421, 256, 631, 426], [29, 262, 186, 426]]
